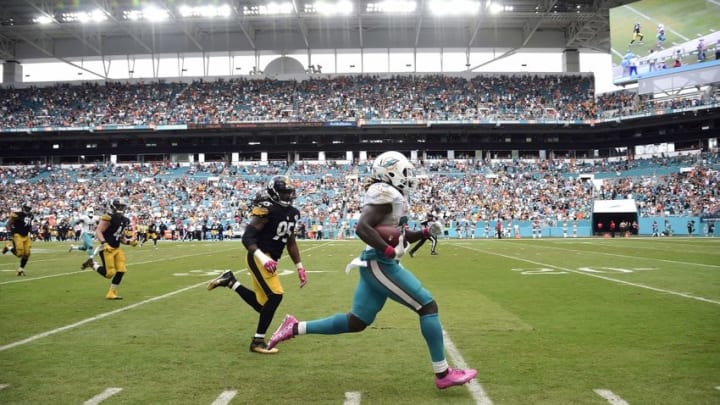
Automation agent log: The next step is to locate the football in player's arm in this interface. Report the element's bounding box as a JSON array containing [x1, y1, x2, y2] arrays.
[[266, 152, 476, 390]]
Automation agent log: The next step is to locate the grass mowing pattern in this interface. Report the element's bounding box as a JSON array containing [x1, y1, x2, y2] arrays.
[[1, 238, 719, 404]]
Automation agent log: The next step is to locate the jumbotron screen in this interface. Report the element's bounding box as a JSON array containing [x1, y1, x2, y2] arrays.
[[609, 0, 718, 84]]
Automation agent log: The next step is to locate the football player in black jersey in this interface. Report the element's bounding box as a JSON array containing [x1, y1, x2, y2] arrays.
[[82, 198, 137, 300], [3, 202, 34, 276], [408, 212, 439, 257], [208, 175, 308, 354]]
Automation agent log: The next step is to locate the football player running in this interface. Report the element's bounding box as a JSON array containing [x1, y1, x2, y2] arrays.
[[207, 175, 307, 354], [3, 202, 35, 276], [83, 198, 137, 300], [69, 206, 99, 265], [267, 151, 477, 389]]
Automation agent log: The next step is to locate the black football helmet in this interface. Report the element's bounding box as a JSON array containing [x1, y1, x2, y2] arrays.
[[21, 202, 32, 214], [267, 176, 296, 207], [109, 198, 128, 215]]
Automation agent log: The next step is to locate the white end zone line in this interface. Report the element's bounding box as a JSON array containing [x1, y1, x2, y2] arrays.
[[344, 391, 362, 405], [0, 281, 207, 352], [83, 387, 123, 405], [211, 390, 237, 405], [594, 389, 629, 405]]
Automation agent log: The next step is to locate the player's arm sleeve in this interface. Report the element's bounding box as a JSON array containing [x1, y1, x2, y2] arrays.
[[241, 208, 268, 252]]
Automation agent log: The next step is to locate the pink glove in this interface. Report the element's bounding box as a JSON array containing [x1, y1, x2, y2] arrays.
[[254, 250, 278, 273], [297, 267, 307, 288]]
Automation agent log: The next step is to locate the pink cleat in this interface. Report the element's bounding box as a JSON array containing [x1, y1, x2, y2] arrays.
[[267, 314, 298, 350], [435, 368, 477, 389]]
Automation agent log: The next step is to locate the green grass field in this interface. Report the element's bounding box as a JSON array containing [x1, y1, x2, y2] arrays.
[[1, 237, 719, 404], [609, 0, 717, 64]]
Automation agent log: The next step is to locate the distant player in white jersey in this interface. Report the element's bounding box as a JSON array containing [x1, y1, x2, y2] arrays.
[[267, 151, 477, 389], [69, 207, 99, 264], [656, 24, 665, 49]]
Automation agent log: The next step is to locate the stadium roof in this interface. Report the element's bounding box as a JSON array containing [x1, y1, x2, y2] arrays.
[[0, 0, 633, 64]]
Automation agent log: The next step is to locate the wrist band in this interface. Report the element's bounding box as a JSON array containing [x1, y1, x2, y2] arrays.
[[384, 245, 395, 258], [296, 262, 304, 269]]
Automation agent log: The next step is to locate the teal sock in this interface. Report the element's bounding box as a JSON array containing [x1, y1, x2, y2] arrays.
[[306, 313, 350, 335], [420, 313, 445, 362]]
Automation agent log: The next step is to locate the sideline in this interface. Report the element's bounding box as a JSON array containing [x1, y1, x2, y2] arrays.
[[443, 330, 494, 405]]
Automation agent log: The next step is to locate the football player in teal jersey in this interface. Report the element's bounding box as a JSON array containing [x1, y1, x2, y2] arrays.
[[267, 152, 477, 389]]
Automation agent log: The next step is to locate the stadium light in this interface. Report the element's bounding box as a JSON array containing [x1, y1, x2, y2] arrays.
[[244, 2, 294, 15], [142, 5, 170, 22], [487, 2, 513, 14], [61, 9, 109, 23], [179, 4, 232, 18], [366, 1, 417, 13], [33, 15, 55, 24], [428, 0, 480, 16], [305, 1, 354, 16]]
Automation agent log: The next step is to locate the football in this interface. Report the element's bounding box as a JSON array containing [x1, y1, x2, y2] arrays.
[[374, 224, 408, 247]]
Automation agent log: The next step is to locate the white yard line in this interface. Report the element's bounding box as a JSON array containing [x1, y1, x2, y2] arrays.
[[593, 389, 630, 405], [0, 281, 206, 352], [708, 0, 720, 6], [515, 241, 720, 269], [0, 247, 241, 286], [443, 330, 495, 405], [0, 383, 9, 390], [210, 390, 237, 405], [0, 242, 333, 352], [610, 48, 626, 59], [344, 391, 362, 405], [623, 5, 690, 41], [83, 387, 123, 405], [458, 244, 720, 306]]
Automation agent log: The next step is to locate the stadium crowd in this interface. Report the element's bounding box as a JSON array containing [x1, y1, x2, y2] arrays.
[[1, 152, 718, 241], [0, 75, 717, 129]]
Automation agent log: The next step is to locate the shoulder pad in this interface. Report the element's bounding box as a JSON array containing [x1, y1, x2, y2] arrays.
[[364, 182, 402, 205], [251, 203, 271, 217]]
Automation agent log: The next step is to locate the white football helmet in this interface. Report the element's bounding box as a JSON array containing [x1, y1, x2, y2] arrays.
[[371, 151, 416, 195]]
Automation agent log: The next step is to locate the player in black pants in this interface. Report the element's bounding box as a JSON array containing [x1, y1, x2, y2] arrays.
[[409, 213, 438, 257]]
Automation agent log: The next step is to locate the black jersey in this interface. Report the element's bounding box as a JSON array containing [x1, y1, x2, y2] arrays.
[[8, 211, 34, 236], [245, 197, 300, 260], [100, 213, 132, 248]]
